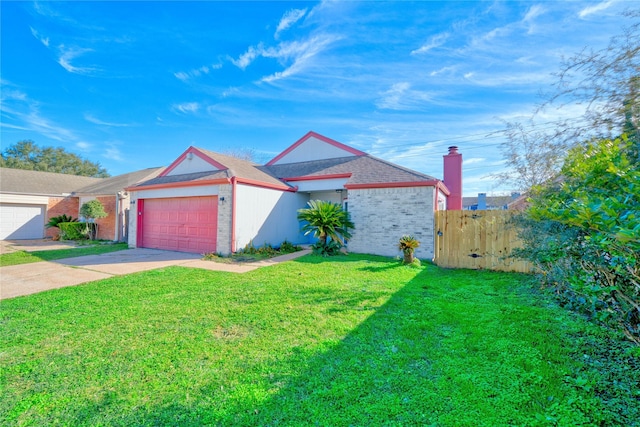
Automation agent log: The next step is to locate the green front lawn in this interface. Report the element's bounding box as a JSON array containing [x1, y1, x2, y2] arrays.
[[0, 243, 129, 267], [1, 254, 637, 426]]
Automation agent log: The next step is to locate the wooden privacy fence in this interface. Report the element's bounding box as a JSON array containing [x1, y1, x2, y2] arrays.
[[434, 210, 533, 273]]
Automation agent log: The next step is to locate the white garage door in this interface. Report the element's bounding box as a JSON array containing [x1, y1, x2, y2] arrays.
[[0, 203, 46, 240]]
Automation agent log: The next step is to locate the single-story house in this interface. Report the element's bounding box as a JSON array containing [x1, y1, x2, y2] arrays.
[[0, 168, 102, 240], [0, 167, 163, 241], [127, 131, 463, 259], [72, 168, 164, 241]]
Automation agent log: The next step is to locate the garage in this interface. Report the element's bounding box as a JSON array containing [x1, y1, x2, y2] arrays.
[[0, 203, 46, 240], [139, 196, 217, 254]]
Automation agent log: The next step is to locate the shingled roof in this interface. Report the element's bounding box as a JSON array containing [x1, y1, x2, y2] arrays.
[[129, 136, 445, 192], [75, 167, 165, 195], [130, 148, 291, 190], [262, 154, 439, 186], [0, 168, 104, 196]]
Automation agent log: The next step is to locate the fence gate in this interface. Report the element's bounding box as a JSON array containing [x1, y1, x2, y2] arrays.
[[434, 210, 532, 273]]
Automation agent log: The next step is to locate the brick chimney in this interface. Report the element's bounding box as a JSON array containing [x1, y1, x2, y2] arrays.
[[443, 146, 462, 210]]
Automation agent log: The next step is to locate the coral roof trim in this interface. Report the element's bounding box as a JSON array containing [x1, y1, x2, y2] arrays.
[[345, 180, 448, 191]]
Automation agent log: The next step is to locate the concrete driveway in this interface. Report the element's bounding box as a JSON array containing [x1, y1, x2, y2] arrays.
[[1, 244, 311, 299]]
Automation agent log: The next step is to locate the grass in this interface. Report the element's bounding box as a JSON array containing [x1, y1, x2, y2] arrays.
[[1, 254, 638, 426], [0, 242, 129, 267]]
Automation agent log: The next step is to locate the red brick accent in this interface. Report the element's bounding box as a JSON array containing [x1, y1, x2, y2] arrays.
[[94, 196, 117, 240], [46, 197, 80, 238]]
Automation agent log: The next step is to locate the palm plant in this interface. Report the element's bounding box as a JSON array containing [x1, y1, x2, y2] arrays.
[[46, 214, 78, 229], [297, 200, 354, 252], [398, 235, 420, 264]]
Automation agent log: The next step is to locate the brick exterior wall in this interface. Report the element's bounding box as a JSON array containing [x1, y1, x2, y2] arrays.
[[94, 196, 116, 240], [45, 196, 79, 238], [217, 184, 233, 255], [347, 186, 435, 259]]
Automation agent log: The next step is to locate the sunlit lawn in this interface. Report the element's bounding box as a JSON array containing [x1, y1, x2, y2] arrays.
[[0, 242, 129, 267], [1, 254, 637, 426]]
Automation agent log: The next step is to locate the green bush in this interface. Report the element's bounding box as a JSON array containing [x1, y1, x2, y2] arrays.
[[46, 214, 78, 229], [278, 240, 301, 254], [58, 222, 90, 240], [311, 240, 343, 257], [297, 200, 354, 252], [513, 136, 639, 344]]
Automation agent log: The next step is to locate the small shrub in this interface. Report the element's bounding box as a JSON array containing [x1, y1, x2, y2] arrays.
[[202, 252, 226, 261], [312, 240, 343, 257], [58, 222, 90, 240], [398, 235, 420, 264], [46, 214, 78, 229], [241, 240, 258, 255], [279, 240, 301, 254]]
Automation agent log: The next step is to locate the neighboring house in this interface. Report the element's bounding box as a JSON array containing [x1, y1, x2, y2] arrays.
[[463, 192, 522, 211], [0, 167, 163, 241], [0, 168, 102, 240], [73, 168, 165, 241], [127, 131, 462, 259]]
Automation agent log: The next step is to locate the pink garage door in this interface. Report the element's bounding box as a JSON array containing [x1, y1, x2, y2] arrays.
[[140, 197, 217, 254]]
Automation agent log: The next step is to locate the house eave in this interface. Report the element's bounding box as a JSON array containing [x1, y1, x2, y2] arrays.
[[125, 178, 231, 192], [345, 180, 446, 190]]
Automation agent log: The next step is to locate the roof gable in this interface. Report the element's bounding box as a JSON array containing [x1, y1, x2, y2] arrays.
[[161, 147, 227, 177], [266, 131, 365, 166]]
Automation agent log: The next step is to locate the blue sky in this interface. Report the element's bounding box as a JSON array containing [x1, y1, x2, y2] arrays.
[[1, 1, 636, 196]]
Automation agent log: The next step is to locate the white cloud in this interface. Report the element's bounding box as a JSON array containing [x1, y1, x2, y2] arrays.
[[231, 45, 262, 70], [30, 27, 49, 47], [57, 45, 96, 74], [84, 113, 130, 127], [104, 143, 124, 161], [463, 157, 487, 165], [174, 64, 221, 82], [429, 66, 458, 77], [376, 81, 445, 111], [578, 0, 616, 18], [275, 8, 307, 38], [411, 32, 449, 55], [523, 4, 545, 23], [522, 4, 545, 34], [172, 102, 200, 114], [260, 34, 339, 83]]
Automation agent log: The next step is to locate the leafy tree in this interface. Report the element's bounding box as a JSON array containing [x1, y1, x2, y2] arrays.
[[496, 11, 639, 189], [513, 137, 639, 344], [0, 140, 110, 177], [297, 200, 354, 255], [80, 200, 108, 240]]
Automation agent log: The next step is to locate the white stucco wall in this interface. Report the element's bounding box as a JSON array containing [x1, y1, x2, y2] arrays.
[[234, 185, 309, 250], [293, 178, 348, 192], [347, 186, 436, 259], [437, 190, 447, 211], [274, 136, 357, 164]]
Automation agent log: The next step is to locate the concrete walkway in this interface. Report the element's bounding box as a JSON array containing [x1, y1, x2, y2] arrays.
[[0, 241, 311, 299]]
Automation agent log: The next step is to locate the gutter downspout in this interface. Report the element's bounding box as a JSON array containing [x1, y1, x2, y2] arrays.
[[114, 193, 120, 241]]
